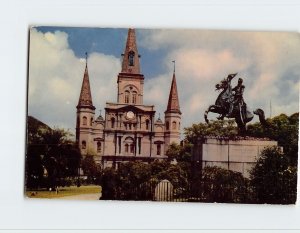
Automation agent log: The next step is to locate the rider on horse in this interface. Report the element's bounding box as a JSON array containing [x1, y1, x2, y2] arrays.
[[227, 77, 245, 117], [205, 73, 263, 133], [215, 73, 237, 120]]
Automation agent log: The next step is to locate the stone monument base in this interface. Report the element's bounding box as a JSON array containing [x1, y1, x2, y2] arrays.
[[192, 137, 279, 178]]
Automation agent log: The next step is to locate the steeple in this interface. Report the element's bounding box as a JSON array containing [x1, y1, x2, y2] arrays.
[[117, 28, 144, 105], [77, 53, 95, 109], [121, 28, 141, 74], [165, 69, 181, 114]]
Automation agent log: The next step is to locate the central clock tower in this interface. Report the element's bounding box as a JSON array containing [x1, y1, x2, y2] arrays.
[[76, 28, 181, 168], [117, 28, 144, 105], [102, 28, 161, 168]]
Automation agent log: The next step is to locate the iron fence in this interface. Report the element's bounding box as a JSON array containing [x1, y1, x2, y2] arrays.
[[101, 179, 256, 203]]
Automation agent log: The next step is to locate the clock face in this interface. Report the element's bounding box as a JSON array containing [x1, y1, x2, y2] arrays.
[[126, 111, 135, 119]]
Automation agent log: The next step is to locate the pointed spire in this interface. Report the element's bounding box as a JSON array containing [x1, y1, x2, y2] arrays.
[[165, 67, 181, 114], [172, 60, 176, 73], [96, 109, 104, 121], [77, 53, 95, 109], [156, 113, 163, 123], [121, 28, 141, 74]]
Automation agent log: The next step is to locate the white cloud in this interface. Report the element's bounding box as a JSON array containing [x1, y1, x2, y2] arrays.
[[140, 29, 300, 128], [28, 28, 299, 136], [28, 29, 121, 133]]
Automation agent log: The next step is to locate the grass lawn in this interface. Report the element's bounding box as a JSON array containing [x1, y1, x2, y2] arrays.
[[26, 185, 102, 199]]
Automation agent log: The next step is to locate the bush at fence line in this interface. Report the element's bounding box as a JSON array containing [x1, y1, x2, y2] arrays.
[[99, 160, 190, 201], [247, 112, 298, 167], [249, 146, 297, 204], [99, 161, 255, 202], [190, 166, 251, 203], [150, 160, 189, 190], [100, 167, 118, 200]]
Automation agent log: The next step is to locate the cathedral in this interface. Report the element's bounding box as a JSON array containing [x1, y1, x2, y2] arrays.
[[76, 28, 182, 168]]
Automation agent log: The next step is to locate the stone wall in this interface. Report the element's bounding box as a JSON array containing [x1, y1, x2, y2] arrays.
[[192, 137, 278, 178]]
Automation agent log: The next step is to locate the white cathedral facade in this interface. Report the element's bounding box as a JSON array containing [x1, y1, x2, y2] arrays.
[[76, 28, 182, 168]]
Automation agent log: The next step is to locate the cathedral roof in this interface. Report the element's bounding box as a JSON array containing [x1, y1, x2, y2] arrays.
[[121, 28, 141, 74], [165, 72, 181, 114], [77, 62, 95, 110]]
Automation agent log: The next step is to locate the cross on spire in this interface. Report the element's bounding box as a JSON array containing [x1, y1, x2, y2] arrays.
[[85, 52, 88, 67], [172, 60, 176, 73]]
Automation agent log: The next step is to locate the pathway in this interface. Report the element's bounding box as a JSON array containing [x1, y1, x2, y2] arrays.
[[58, 193, 101, 200]]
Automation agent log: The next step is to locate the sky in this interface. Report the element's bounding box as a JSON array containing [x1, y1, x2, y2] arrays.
[[28, 26, 300, 136]]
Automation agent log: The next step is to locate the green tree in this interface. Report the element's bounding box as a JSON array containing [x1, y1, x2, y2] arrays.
[[100, 167, 118, 200], [165, 143, 181, 162], [26, 144, 45, 189], [117, 162, 151, 195], [150, 162, 188, 189], [247, 112, 298, 166], [27, 116, 51, 144], [249, 146, 297, 204], [81, 155, 101, 184], [26, 116, 81, 189], [99, 160, 191, 200], [184, 119, 238, 144], [191, 166, 250, 203], [100, 161, 152, 200], [165, 142, 193, 163], [40, 128, 78, 188], [26, 116, 53, 189]]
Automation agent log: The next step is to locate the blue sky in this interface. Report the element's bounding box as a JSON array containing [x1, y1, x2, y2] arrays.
[[37, 26, 168, 78], [28, 27, 300, 135]]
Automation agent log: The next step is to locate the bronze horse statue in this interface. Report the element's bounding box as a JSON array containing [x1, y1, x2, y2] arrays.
[[204, 73, 266, 133]]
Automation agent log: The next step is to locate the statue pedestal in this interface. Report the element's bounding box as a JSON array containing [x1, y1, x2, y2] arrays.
[[192, 137, 278, 178]]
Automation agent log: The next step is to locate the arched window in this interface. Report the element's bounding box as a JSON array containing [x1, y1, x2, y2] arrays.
[[97, 142, 101, 153], [124, 137, 134, 154], [90, 117, 93, 126], [82, 141, 86, 149], [132, 91, 137, 104], [178, 122, 181, 130], [157, 144, 161, 155], [130, 144, 134, 153], [111, 117, 115, 128], [146, 119, 150, 130], [125, 91, 130, 103], [128, 51, 135, 66], [166, 121, 169, 130], [172, 121, 177, 130], [83, 116, 87, 125]]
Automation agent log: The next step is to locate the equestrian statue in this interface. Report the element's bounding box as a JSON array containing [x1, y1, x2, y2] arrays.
[[204, 73, 266, 133]]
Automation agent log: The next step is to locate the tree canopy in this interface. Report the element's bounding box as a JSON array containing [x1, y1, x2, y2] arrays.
[[26, 116, 81, 189], [247, 112, 299, 166], [249, 146, 297, 204], [184, 119, 238, 143]]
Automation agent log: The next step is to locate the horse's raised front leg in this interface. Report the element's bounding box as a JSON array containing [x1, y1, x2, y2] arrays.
[[204, 105, 213, 123]]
